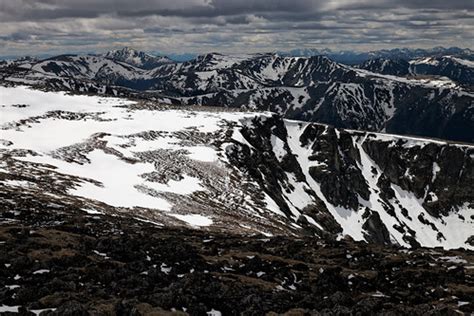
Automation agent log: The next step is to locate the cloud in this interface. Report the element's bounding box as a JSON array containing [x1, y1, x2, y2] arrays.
[[0, 0, 472, 57]]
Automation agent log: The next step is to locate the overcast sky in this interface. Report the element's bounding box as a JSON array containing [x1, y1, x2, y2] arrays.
[[0, 0, 473, 57]]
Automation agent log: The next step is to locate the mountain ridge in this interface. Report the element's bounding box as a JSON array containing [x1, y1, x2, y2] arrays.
[[280, 46, 474, 64], [1, 48, 473, 143]]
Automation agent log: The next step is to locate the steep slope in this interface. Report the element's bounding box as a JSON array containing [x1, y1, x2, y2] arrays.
[[1, 85, 472, 249], [236, 116, 473, 249]]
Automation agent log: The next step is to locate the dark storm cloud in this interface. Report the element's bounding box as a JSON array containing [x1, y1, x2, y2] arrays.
[[396, 0, 474, 10], [144, 27, 186, 34], [0, 0, 319, 20], [0, 0, 472, 57], [0, 32, 32, 41], [2, 0, 472, 20]]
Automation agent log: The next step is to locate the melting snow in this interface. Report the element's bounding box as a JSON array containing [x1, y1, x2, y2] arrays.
[[30, 308, 57, 315], [285, 120, 364, 241], [270, 135, 287, 162], [160, 263, 172, 274], [432, 162, 441, 182], [437, 256, 468, 264], [207, 309, 222, 316], [82, 208, 104, 215], [19, 150, 172, 211], [145, 175, 204, 195], [186, 146, 219, 162], [170, 214, 213, 227], [0, 85, 132, 127], [1, 85, 472, 248], [263, 193, 286, 217], [1, 85, 265, 222], [0, 306, 20, 313], [451, 57, 474, 68]]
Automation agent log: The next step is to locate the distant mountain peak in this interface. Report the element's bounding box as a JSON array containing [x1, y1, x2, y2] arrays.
[[106, 46, 152, 58], [103, 47, 174, 70]]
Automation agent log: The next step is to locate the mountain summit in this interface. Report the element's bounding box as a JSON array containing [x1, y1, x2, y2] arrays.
[[103, 47, 173, 69]]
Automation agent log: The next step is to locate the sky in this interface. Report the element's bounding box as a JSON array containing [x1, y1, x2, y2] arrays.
[[0, 0, 473, 58]]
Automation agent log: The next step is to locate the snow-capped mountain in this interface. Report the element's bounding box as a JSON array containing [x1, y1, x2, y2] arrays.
[[281, 47, 474, 65], [358, 58, 411, 76], [359, 56, 474, 85], [102, 47, 174, 69], [1, 85, 472, 249], [30, 54, 146, 81], [2, 50, 474, 143]]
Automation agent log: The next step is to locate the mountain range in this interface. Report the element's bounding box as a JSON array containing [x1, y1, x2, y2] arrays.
[[280, 47, 474, 65], [1, 47, 473, 143], [358, 56, 474, 85]]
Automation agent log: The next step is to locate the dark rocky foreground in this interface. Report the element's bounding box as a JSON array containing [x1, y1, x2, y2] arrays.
[[0, 190, 473, 315]]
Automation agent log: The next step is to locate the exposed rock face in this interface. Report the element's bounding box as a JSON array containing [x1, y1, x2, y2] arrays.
[[362, 208, 392, 245], [224, 114, 474, 249], [2, 51, 473, 142], [300, 124, 369, 210], [362, 137, 474, 219]]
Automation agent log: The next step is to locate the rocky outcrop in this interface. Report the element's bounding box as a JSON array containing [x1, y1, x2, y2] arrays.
[[362, 135, 474, 218], [362, 208, 391, 245], [300, 124, 369, 210], [226, 114, 474, 249], [0, 194, 473, 315]]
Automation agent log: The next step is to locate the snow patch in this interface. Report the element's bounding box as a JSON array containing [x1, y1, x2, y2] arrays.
[[170, 214, 213, 227]]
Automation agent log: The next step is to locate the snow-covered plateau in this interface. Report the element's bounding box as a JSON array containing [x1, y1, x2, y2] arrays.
[[1, 85, 473, 249]]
